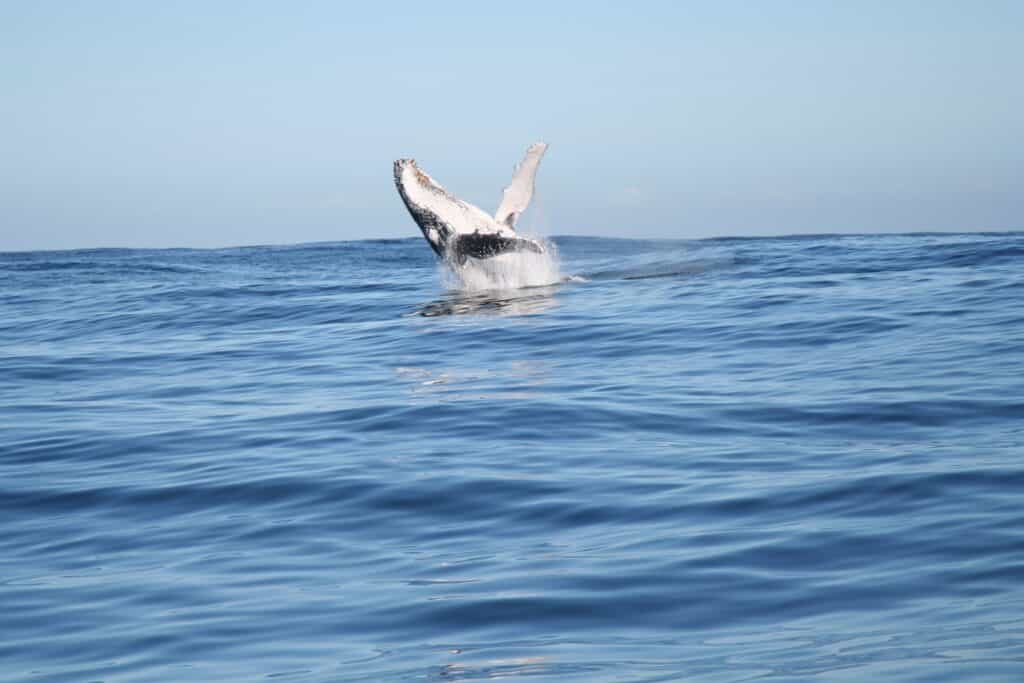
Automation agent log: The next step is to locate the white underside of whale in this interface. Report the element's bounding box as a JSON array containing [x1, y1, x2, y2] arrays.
[[394, 142, 548, 258]]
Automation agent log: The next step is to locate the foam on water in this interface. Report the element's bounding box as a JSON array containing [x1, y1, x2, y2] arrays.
[[443, 237, 562, 291]]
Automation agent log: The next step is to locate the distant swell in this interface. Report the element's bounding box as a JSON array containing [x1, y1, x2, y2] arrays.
[[2, 231, 1022, 682]]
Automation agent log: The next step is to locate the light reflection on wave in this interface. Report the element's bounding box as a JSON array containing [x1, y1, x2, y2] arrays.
[[394, 360, 549, 402]]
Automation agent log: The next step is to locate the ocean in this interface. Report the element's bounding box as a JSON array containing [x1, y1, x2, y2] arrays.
[[2, 231, 1023, 682]]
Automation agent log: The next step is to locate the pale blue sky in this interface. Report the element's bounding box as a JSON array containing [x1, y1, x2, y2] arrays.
[[1, 1, 1021, 251]]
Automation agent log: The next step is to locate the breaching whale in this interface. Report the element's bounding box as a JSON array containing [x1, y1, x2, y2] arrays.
[[394, 142, 548, 264]]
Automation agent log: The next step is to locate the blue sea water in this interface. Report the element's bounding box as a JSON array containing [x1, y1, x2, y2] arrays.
[[2, 231, 1023, 682]]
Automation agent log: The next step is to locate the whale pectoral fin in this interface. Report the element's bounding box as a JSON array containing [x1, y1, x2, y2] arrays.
[[494, 142, 547, 229]]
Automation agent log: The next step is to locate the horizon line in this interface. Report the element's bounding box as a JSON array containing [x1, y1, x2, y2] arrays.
[[2, 228, 1022, 256]]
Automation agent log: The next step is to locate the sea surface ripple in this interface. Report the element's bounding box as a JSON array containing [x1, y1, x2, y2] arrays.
[[2, 232, 1023, 681]]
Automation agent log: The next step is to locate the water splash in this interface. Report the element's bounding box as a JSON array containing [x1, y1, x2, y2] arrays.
[[442, 237, 562, 292]]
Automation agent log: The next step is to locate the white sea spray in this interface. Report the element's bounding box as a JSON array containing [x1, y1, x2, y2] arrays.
[[441, 237, 562, 292]]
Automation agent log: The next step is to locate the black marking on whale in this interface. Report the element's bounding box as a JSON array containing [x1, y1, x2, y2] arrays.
[[453, 233, 544, 264]]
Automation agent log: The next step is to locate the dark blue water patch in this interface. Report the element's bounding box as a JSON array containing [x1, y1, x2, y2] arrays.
[[2, 232, 1023, 682]]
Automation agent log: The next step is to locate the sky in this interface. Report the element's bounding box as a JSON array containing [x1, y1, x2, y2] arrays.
[[1, 1, 1022, 251]]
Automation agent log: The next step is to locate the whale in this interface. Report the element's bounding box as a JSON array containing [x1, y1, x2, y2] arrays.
[[394, 142, 548, 264]]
